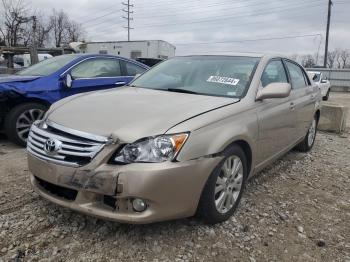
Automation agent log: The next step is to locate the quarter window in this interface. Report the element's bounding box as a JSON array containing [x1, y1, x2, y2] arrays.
[[261, 60, 288, 87], [71, 58, 121, 79], [125, 62, 146, 76], [285, 61, 307, 89]]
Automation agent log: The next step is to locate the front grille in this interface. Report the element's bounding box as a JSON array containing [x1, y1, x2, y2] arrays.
[[27, 121, 107, 167]]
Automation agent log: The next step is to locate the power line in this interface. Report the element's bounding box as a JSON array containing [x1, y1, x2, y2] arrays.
[[173, 34, 323, 46], [122, 0, 134, 41], [88, 7, 326, 38], [132, 0, 301, 20], [136, 0, 325, 28], [85, 0, 267, 29], [87, 0, 324, 34], [74, 3, 121, 20], [76, 0, 239, 24], [81, 9, 122, 24], [132, 0, 264, 12]]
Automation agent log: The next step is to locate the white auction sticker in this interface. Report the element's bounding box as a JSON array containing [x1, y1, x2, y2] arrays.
[[207, 76, 240, 86]]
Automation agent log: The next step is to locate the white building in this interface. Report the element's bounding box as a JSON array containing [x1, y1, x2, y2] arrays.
[[75, 40, 176, 60]]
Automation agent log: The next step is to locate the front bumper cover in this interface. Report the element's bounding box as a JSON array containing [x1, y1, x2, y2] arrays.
[[28, 153, 222, 224]]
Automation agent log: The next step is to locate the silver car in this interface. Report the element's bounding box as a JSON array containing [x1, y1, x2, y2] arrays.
[[27, 54, 321, 224]]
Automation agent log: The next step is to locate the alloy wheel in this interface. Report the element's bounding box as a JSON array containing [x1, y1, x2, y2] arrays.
[[307, 118, 317, 147], [215, 155, 244, 214], [16, 109, 45, 142]]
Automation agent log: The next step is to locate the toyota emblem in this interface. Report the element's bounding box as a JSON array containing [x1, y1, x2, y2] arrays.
[[44, 138, 62, 155]]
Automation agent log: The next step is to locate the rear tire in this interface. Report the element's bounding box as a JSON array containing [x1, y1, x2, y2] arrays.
[[323, 89, 330, 101], [196, 145, 248, 224], [4, 103, 47, 147], [295, 115, 318, 152]]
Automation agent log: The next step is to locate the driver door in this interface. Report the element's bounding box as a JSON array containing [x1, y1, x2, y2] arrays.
[[62, 58, 128, 97], [256, 59, 296, 167]]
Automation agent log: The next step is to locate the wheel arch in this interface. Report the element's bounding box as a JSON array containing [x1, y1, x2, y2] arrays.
[[4, 94, 51, 114], [225, 139, 253, 177], [315, 109, 320, 123], [16, 97, 51, 108]]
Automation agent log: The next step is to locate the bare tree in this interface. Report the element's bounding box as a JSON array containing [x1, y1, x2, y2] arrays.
[[0, 0, 31, 46], [289, 54, 299, 62], [301, 54, 316, 68], [66, 21, 84, 43], [327, 50, 338, 68], [0, 2, 85, 48], [339, 49, 350, 69], [24, 13, 52, 47], [49, 9, 69, 47]]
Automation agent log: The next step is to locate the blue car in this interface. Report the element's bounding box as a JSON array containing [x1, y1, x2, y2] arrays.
[[0, 54, 149, 146]]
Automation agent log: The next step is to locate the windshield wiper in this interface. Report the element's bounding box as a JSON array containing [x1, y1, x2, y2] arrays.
[[166, 88, 199, 94]]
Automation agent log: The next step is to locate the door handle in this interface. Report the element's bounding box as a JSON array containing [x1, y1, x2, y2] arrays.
[[115, 81, 126, 85], [310, 94, 316, 99], [290, 102, 295, 110]]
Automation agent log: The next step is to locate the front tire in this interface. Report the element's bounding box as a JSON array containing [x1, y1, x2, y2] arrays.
[[4, 103, 47, 146], [295, 115, 318, 152], [197, 145, 248, 224]]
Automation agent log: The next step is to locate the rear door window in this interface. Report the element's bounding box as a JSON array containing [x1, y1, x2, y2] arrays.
[[285, 61, 307, 89]]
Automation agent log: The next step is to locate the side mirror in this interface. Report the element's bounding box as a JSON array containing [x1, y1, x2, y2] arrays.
[[63, 73, 73, 88], [256, 83, 291, 100], [312, 74, 318, 81]]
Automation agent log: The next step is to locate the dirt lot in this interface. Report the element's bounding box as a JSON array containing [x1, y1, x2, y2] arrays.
[[0, 92, 349, 262]]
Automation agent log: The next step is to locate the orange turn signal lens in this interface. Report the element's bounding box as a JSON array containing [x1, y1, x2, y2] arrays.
[[170, 133, 189, 154]]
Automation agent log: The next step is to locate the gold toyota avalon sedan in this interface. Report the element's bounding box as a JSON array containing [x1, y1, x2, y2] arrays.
[[27, 54, 321, 224]]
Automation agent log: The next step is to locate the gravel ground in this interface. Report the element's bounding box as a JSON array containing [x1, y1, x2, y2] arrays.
[[0, 93, 349, 262]]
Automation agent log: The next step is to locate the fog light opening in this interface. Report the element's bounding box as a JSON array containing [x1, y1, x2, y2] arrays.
[[132, 198, 147, 212]]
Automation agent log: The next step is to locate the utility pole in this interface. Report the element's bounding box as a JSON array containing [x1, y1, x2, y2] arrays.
[[122, 0, 134, 41], [324, 0, 333, 68], [30, 15, 39, 65]]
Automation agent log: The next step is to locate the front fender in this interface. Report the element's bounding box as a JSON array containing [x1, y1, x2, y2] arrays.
[[173, 107, 259, 169]]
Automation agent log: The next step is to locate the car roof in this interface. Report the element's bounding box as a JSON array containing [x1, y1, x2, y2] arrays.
[[175, 53, 264, 58], [60, 53, 149, 68], [172, 53, 293, 60]]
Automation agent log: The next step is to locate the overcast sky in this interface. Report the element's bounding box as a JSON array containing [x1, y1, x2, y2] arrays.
[[30, 0, 349, 60]]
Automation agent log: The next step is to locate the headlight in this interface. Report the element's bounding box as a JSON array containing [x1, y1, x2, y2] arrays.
[[112, 133, 189, 164]]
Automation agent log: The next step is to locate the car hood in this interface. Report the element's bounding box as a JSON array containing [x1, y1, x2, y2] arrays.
[[47, 87, 238, 142], [0, 75, 41, 84]]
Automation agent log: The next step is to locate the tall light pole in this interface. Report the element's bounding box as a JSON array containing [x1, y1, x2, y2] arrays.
[[122, 0, 134, 41], [324, 0, 333, 68]]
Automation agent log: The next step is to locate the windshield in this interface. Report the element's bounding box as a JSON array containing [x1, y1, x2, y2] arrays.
[[16, 55, 78, 76], [131, 56, 260, 98], [312, 73, 321, 82]]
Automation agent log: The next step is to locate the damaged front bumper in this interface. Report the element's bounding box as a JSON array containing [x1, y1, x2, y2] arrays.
[[28, 151, 222, 224]]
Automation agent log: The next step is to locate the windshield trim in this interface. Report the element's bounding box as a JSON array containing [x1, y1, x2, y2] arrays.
[[131, 86, 243, 99], [239, 58, 260, 99]]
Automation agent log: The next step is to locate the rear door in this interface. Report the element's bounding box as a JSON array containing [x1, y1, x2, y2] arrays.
[[256, 59, 295, 165], [284, 60, 316, 140], [64, 57, 128, 96]]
